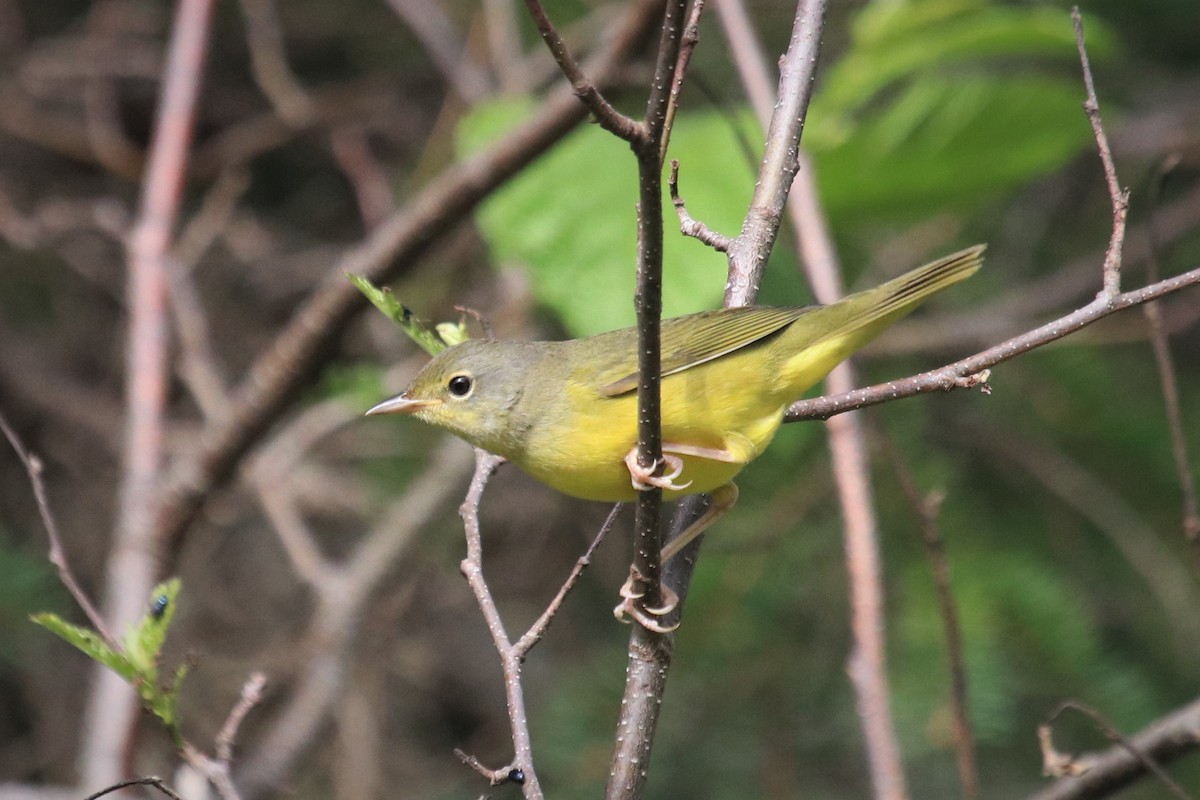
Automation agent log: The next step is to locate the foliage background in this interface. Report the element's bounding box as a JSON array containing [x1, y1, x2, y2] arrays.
[[1, 0, 1199, 798]]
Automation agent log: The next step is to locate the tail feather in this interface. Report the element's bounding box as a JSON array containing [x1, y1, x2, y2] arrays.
[[775, 244, 985, 397]]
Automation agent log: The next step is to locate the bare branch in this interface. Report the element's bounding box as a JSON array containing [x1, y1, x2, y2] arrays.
[[0, 411, 116, 646], [724, 0, 829, 307], [85, 0, 216, 787], [668, 159, 730, 251], [521, 0, 643, 141], [1038, 701, 1194, 800], [457, 449, 544, 799], [1143, 156, 1200, 566], [1072, 7, 1127, 298], [785, 266, 1200, 422], [883, 438, 977, 799], [514, 503, 621, 656], [83, 777, 182, 800], [1027, 697, 1200, 800]]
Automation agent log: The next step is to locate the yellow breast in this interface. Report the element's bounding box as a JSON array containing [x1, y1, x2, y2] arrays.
[[516, 345, 786, 502]]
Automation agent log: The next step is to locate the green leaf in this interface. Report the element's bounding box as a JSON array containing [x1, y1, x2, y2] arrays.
[[349, 274, 450, 355], [125, 578, 180, 679], [30, 612, 136, 682]]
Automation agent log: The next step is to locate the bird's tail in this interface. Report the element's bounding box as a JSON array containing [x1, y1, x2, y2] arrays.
[[776, 244, 985, 397]]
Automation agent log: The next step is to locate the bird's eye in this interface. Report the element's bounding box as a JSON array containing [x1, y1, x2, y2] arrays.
[[447, 374, 473, 398]]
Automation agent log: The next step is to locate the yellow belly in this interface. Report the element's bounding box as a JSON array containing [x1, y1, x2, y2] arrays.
[[517, 347, 786, 502]]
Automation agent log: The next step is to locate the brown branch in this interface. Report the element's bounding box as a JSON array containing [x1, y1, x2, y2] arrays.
[[1072, 7, 1127, 298], [785, 265, 1200, 422], [609, 2, 830, 798], [180, 672, 267, 800], [457, 449, 542, 798], [0, 411, 116, 646], [716, 1, 906, 796], [883, 438, 977, 800], [1037, 701, 1195, 800], [84, 0, 216, 788], [514, 503, 621, 655], [83, 777, 183, 800], [723, 0, 828, 307], [1027, 697, 1200, 800], [237, 0, 316, 126], [521, 0, 642, 141], [153, 0, 667, 566], [668, 159, 730, 251], [1143, 156, 1200, 568]]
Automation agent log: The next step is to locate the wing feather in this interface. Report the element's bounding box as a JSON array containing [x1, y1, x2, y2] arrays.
[[595, 306, 809, 397]]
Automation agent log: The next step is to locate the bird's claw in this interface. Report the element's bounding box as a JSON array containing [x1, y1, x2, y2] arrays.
[[613, 568, 680, 633], [624, 449, 692, 492]]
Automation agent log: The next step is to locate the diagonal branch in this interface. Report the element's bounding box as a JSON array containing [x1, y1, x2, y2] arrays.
[[784, 265, 1200, 423]]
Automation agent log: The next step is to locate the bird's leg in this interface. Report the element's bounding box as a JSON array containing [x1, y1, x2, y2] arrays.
[[623, 447, 691, 492], [661, 482, 738, 562], [613, 566, 681, 633], [612, 482, 739, 632]]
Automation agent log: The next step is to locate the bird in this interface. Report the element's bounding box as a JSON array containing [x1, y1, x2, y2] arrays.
[[368, 244, 984, 605]]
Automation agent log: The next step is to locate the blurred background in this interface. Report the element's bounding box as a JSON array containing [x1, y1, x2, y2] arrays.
[[1, 0, 1200, 798]]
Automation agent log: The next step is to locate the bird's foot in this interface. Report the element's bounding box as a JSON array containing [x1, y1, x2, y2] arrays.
[[624, 448, 692, 492], [613, 566, 679, 633]]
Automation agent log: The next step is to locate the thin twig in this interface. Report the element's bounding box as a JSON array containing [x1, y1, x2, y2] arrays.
[[659, 0, 707, 162], [717, 2, 906, 796], [83, 776, 183, 800], [521, 0, 642, 141], [1072, 7, 1128, 298], [216, 672, 267, 764], [1143, 155, 1200, 567], [0, 411, 116, 646], [1039, 701, 1194, 800], [883, 437, 977, 800], [514, 503, 621, 655], [724, 0, 829, 307], [668, 160, 730, 251], [785, 265, 1200, 422], [1027, 696, 1200, 800], [458, 449, 543, 799]]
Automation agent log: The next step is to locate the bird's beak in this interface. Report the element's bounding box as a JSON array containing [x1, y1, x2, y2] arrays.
[[365, 393, 440, 416]]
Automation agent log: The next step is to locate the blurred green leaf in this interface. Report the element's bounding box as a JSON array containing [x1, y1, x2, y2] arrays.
[[30, 612, 136, 682], [32, 579, 187, 743], [349, 274, 450, 355], [124, 578, 180, 679]]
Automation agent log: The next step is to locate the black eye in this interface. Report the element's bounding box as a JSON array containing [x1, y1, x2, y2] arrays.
[[448, 374, 473, 397]]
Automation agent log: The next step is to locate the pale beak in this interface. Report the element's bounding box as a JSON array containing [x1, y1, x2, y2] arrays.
[[365, 394, 440, 416]]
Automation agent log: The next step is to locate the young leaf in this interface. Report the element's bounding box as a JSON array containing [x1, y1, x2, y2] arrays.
[[125, 577, 181, 679], [30, 613, 137, 683], [348, 274, 449, 355]]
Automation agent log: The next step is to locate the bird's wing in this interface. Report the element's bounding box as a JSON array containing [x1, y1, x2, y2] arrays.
[[594, 306, 810, 398]]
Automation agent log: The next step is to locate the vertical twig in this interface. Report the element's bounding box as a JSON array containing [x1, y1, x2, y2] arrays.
[[1072, 7, 1128, 298], [883, 438, 977, 800], [1143, 157, 1200, 568], [0, 412, 116, 646], [83, 0, 216, 790], [717, 2, 909, 798]]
